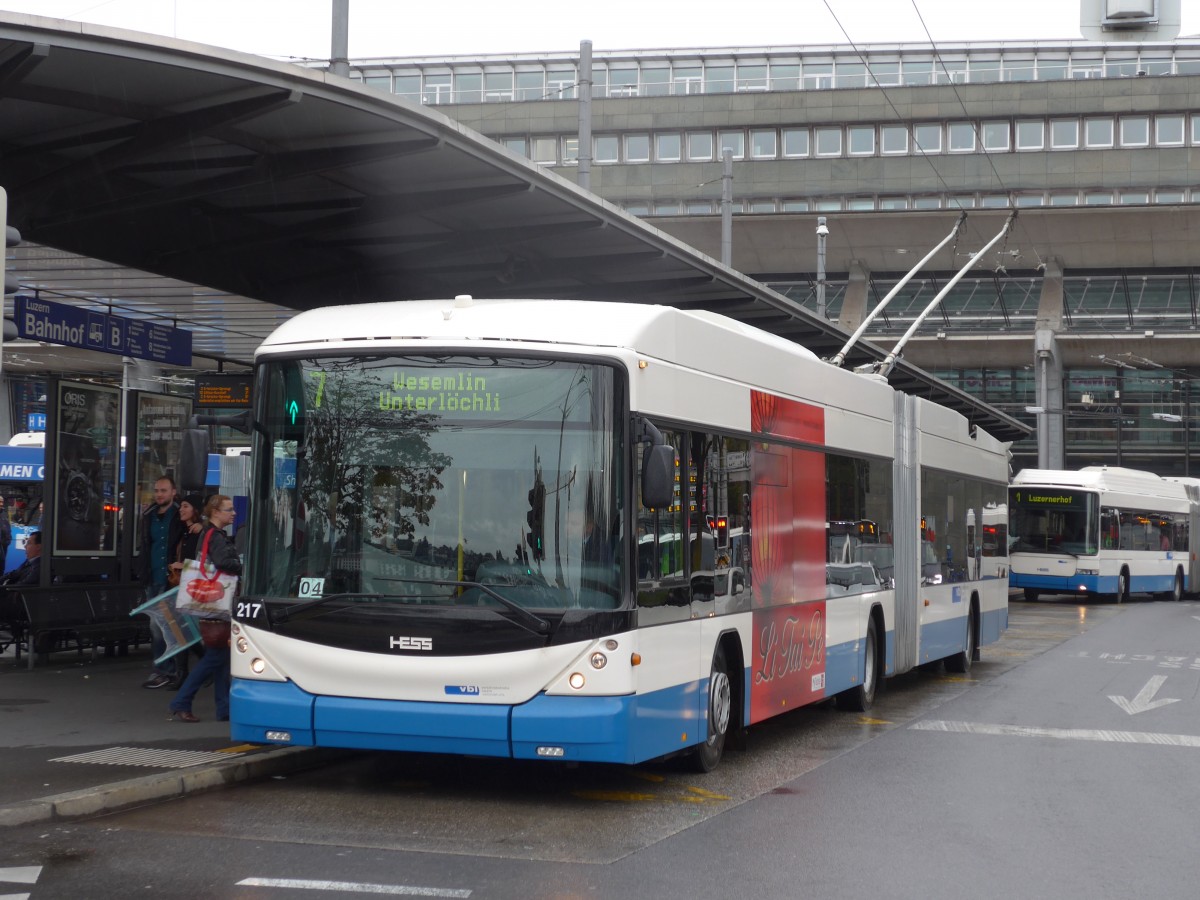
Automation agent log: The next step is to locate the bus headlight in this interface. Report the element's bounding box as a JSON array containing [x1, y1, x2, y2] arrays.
[[590, 652, 608, 669], [568, 672, 586, 689], [1077, 567, 1098, 575], [236, 636, 249, 653], [250, 658, 267, 674]]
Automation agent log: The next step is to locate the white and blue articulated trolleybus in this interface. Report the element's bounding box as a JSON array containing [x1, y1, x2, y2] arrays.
[[230, 297, 1010, 770], [1009, 466, 1200, 603]]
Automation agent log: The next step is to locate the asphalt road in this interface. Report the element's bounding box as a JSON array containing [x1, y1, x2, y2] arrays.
[[5, 596, 1199, 900]]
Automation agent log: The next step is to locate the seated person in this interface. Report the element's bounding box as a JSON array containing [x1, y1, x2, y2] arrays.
[[1, 531, 41, 586]]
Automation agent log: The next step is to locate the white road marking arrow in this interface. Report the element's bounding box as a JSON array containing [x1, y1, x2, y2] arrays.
[[1109, 675, 1181, 715]]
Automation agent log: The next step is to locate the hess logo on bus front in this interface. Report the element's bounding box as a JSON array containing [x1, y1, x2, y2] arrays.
[[390, 635, 432, 651]]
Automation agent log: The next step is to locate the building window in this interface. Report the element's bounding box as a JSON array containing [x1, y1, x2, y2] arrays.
[[848, 125, 875, 155], [1156, 190, 1185, 203], [879, 197, 909, 210], [560, 137, 578, 165], [363, 74, 391, 92], [624, 134, 650, 162], [503, 137, 527, 157], [1084, 191, 1113, 205], [948, 195, 977, 208], [980, 195, 1010, 208], [595, 135, 619, 163], [705, 65, 734, 94], [608, 67, 639, 98], [913, 123, 942, 153], [749, 199, 777, 212], [547, 67, 576, 100], [393, 74, 421, 101], [1193, 116, 1200, 145], [718, 130, 745, 160], [686, 201, 714, 214], [452, 72, 480, 104], [422, 73, 451, 105], [687, 132, 714, 161], [847, 198, 875, 211], [673, 67, 702, 95], [532, 137, 557, 164], [982, 121, 1010, 151], [516, 71, 545, 101], [656, 133, 682, 162], [1119, 191, 1149, 205], [813, 198, 843, 211], [653, 201, 681, 215], [1014, 193, 1045, 207], [1050, 119, 1079, 149], [881, 125, 908, 154], [625, 203, 649, 216], [1155, 115, 1185, 146], [803, 62, 833, 90], [815, 127, 842, 156], [1085, 118, 1114, 148], [770, 64, 800, 91], [870, 61, 900, 86], [1003, 58, 1035, 81], [737, 64, 768, 91], [781, 200, 810, 212], [912, 197, 942, 209], [948, 122, 975, 152], [782, 128, 809, 157], [1049, 193, 1079, 206], [1037, 58, 1068, 80], [641, 67, 670, 97], [750, 129, 777, 158], [484, 71, 514, 102], [902, 60, 934, 85], [1015, 120, 1044, 151], [1119, 116, 1149, 147], [835, 62, 867, 88]]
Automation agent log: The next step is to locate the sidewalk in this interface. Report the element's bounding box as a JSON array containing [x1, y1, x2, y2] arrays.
[[0, 643, 338, 826]]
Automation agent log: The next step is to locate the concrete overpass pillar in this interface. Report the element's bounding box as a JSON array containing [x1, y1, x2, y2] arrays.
[[1034, 257, 1065, 470], [838, 260, 870, 333]]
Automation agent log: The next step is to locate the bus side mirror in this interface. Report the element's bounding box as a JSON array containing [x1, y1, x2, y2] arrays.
[[641, 444, 675, 509]]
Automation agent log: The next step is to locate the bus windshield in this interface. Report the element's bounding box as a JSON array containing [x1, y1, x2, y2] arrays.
[[250, 355, 624, 613], [1008, 487, 1099, 556]]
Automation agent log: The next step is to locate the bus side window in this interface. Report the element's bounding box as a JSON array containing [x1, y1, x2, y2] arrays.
[[1100, 507, 1119, 550]]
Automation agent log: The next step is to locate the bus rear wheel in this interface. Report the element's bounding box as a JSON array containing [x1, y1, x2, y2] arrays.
[[1171, 570, 1183, 602], [836, 616, 878, 712], [690, 646, 731, 772]]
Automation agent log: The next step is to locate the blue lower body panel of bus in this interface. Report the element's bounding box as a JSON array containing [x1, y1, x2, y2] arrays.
[[230, 677, 697, 764], [1012, 571, 1177, 596]]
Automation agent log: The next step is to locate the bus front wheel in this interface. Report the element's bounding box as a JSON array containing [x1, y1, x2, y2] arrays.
[[1109, 571, 1129, 604], [690, 646, 731, 772], [945, 605, 977, 674], [1023, 588, 1039, 602]]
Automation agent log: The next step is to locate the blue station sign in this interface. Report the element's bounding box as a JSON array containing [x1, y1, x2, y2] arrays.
[[15, 296, 192, 366]]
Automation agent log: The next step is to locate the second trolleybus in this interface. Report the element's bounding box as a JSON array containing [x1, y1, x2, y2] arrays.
[[1009, 466, 1200, 603], [229, 297, 1010, 770]]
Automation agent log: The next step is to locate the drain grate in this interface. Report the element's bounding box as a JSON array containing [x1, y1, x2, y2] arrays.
[[50, 746, 242, 769]]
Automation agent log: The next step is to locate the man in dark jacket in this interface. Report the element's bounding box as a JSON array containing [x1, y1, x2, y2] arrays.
[[139, 477, 185, 689], [0, 529, 41, 585]]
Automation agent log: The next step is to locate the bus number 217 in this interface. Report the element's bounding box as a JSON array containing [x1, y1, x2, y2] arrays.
[[236, 601, 263, 620]]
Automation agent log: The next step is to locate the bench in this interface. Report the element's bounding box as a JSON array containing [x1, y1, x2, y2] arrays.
[[9, 584, 151, 669]]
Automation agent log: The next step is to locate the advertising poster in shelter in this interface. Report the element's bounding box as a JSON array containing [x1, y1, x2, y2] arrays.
[[54, 381, 120, 556], [134, 393, 194, 553]]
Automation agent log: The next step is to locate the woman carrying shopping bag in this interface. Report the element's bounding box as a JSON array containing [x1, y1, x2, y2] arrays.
[[170, 495, 241, 723]]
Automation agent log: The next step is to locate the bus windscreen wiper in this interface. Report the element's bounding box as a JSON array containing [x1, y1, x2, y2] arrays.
[[271, 592, 384, 624], [381, 576, 553, 636]]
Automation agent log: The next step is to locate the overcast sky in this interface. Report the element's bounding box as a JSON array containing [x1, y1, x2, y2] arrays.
[[3, 0, 1196, 61]]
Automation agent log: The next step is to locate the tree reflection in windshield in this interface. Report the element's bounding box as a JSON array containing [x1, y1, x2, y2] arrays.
[[254, 356, 622, 612]]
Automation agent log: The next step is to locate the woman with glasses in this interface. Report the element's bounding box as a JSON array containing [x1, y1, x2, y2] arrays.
[[169, 494, 241, 723]]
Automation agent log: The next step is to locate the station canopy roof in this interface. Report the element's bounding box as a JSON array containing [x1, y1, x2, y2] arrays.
[[0, 12, 1027, 440]]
